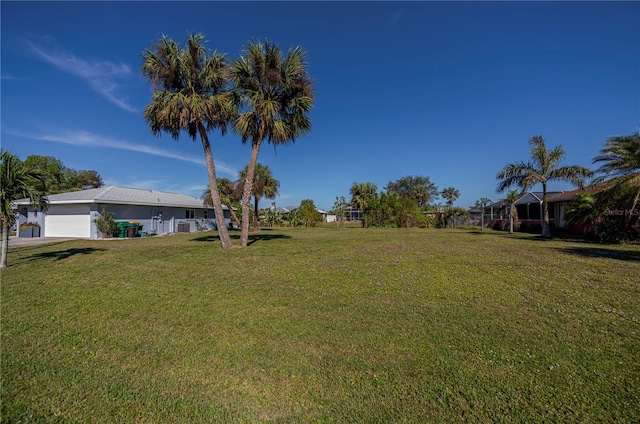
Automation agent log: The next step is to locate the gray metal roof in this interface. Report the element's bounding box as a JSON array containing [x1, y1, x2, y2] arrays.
[[15, 186, 224, 209]]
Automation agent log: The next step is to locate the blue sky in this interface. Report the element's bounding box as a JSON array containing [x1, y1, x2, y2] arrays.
[[2, 1, 638, 210]]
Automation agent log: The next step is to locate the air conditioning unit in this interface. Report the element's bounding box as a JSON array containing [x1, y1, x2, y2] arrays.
[[177, 222, 190, 233]]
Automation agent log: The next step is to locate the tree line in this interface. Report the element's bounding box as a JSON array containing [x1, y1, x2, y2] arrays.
[[334, 176, 466, 229]]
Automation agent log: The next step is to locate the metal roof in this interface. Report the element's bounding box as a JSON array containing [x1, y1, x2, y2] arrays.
[[14, 186, 225, 209]]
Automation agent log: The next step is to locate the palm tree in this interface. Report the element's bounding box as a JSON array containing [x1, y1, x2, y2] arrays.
[[349, 182, 377, 227], [593, 133, 640, 227], [505, 189, 520, 234], [1, 150, 48, 268], [497, 135, 593, 237], [141, 33, 236, 250], [231, 39, 314, 247], [202, 178, 241, 229], [441, 187, 460, 207], [237, 163, 280, 232]]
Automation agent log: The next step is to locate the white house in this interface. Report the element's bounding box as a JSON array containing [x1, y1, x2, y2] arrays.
[[13, 186, 231, 239]]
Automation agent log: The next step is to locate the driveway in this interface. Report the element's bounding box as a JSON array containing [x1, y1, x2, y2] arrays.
[[8, 236, 78, 248]]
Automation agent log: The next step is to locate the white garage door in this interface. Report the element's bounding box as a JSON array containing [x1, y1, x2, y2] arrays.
[[44, 205, 91, 238]]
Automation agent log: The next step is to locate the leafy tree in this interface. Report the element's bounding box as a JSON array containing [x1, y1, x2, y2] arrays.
[[505, 189, 520, 234], [297, 199, 322, 227], [142, 33, 235, 249], [332, 196, 347, 228], [231, 39, 314, 247], [496, 135, 593, 237], [73, 170, 103, 189], [385, 175, 438, 207], [349, 182, 377, 227], [441, 187, 460, 207], [237, 163, 280, 232], [22, 155, 103, 193], [1, 150, 48, 268]]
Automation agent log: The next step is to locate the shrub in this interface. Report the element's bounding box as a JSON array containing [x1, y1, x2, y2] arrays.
[[18, 222, 40, 232], [93, 206, 117, 238]]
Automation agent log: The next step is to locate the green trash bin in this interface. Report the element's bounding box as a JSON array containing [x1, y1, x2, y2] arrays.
[[117, 222, 128, 238]]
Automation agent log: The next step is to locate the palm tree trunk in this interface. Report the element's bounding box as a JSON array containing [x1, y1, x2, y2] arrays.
[[240, 141, 262, 248], [541, 183, 551, 237], [1, 222, 9, 269], [225, 203, 241, 229], [253, 196, 260, 232], [198, 124, 233, 250]]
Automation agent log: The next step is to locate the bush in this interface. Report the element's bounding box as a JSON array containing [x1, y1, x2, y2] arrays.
[[596, 217, 640, 244], [18, 222, 40, 232], [93, 206, 117, 238]]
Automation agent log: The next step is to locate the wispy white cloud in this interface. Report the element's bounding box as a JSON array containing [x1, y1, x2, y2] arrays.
[[4, 128, 238, 177], [1, 73, 18, 80], [27, 42, 137, 112]]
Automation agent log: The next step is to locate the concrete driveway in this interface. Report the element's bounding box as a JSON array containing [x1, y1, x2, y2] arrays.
[[8, 236, 78, 248]]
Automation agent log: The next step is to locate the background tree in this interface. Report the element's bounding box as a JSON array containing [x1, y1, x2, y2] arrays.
[[202, 178, 241, 228], [441, 187, 460, 207], [1, 150, 49, 268], [505, 189, 520, 234], [349, 182, 377, 227], [231, 39, 314, 248], [474, 197, 492, 230], [385, 175, 438, 207], [445, 206, 468, 229], [73, 170, 103, 189], [332, 196, 347, 229], [297, 199, 322, 227], [237, 163, 280, 232], [592, 132, 640, 228], [142, 33, 235, 249], [22, 155, 103, 193], [496, 135, 593, 237]]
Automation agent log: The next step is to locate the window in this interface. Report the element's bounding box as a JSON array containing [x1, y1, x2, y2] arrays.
[[186, 209, 195, 219], [203, 210, 208, 219]]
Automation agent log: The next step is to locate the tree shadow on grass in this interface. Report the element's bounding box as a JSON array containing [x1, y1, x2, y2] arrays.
[[25, 247, 107, 262], [553, 246, 640, 262], [467, 230, 551, 241], [467, 230, 588, 243], [191, 232, 291, 246]]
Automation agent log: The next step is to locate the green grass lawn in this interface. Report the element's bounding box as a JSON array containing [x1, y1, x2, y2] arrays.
[[2, 228, 639, 422]]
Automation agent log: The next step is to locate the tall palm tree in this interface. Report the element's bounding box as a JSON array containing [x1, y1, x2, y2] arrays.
[[202, 178, 241, 229], [231, 39, 314, 247], [237, 163, 280, 232], [141, 33, 236, 250], [497, 135, 593, 237], [593, 133, 640, 227], [441, 187, 460, 207], [349, 182, 377, 227], [1, 150, 48, 268], [506, 189, 520, 234]]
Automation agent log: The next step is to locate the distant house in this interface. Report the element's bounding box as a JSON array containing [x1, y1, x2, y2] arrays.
[[481, 190, 590, 231], [13, 186, 231, 239]]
